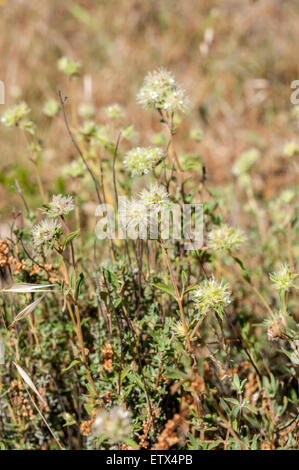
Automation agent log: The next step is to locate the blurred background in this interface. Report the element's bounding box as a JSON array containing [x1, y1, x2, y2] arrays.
[[0, 0, 298, 215]]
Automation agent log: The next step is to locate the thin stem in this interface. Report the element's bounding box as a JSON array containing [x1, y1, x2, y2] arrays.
[[160, 242, 192, 355]]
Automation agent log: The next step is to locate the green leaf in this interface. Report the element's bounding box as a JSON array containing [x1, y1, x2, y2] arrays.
[[113, 298, 122, 308], [225, 397, 239, 406], [76, 272, 85, 296], [124, 438, 139, 449], [152, 283, 176, 299], [183, 284, 199, 296], [62, 360, 81, 373], [63, 230, 80, 250]]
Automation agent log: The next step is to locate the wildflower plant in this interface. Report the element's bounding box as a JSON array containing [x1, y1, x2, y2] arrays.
[[0, 40, 299, 452]]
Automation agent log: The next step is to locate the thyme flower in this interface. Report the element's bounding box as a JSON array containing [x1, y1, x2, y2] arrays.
[[208, 224, 246, 252], [192, 278, 231, 317], [269, 264, 298, 292], [46, 194, 75, 218], [32, 219, 61, 247], [92, 406, 132, 443], [137, 68, 189, 114], [123, 146, 163, 176]]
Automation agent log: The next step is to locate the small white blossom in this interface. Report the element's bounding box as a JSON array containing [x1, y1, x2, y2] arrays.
[[283, 141, 299, 158], [103, 103, 124, 119], [137, 68, 189, 114], [123, 146, 163, 176], [47, 194, 75, 217], [1, 102, 30, 127], [57, 56, 80, 76], [269, 264, 298, 292], [192, 278, 231, 317], [208, 224, 246, 252], [120, 199, 148, 237], [92, 406, 132, 443], [232, 148, 260, 176], [32, 219, 61, 247], [139, 183, 169, 208]]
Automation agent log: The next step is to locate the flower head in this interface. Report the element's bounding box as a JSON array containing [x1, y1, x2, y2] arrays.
[[43, 99, 60, 117], [119, 199, 148, 238], [139, 183, 169, 208], [57, 56, 80, 76], [192, 278, 231, 317], [78, 102, 95, 119], [208, 224, 246, 252], [46, 194, 75, 218], [173, 319, 194, 340], [32, 219, 61, 247], [137, 68, 189, 114], [1, 102, 30, 127], [92, 405, 132, 443], [283, 141, 299, 158], [103, 103, 124, 120], [123, 146, 163, 176], [63, 159, 85, 178], [269, 264, 298, 292], [232, 148, 260, 176]]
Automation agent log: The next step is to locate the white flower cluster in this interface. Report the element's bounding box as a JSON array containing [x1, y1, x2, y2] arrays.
[[139, 183, 170, 208], [92, 406, 132, 443], [47, 194, 75, 217], [233, 148, 260, 176], [32, 219, 61, 247], [208, 224, 246, 252], [283, 141, 299, 158], [57, 56, 80, 76], [123, 146, 163, 176], [192, 278, 231, 317], [1, 102, 30, 127], [33, 195, 74, 247], [120, 184, 170, 239], [137, 68, 189, 114], [120, 199, 148, 236], [103, 103, 124, 120], [269, 264, 298, 292]]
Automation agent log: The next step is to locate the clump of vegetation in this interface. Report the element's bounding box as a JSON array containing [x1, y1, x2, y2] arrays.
[[0, 60, 298, 450]]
